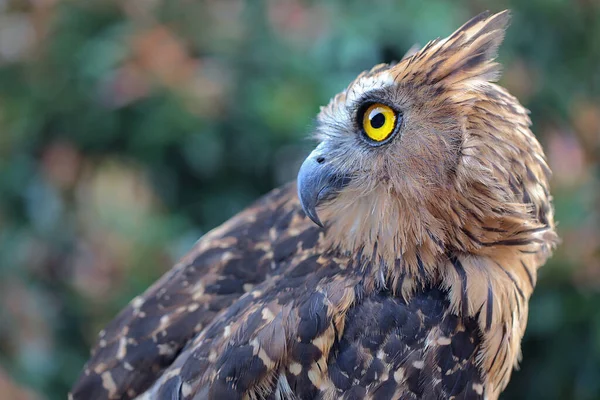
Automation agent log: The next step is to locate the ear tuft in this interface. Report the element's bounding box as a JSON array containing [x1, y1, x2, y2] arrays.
[[401, 43, 422, 61], [397, 10, 512, 85], [448, 10, 511, 64]]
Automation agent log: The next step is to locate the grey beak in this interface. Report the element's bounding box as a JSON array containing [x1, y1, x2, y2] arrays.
[[297, 144, 351, 228]]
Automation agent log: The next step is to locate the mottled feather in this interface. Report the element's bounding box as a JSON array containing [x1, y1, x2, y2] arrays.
[[71, 10, 557, 400]]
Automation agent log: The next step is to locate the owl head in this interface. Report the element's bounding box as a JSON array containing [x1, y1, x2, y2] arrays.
[[297, 10, 556, 268]]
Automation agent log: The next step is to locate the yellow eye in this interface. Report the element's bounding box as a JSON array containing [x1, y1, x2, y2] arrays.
[[362, 103, 397, 143]]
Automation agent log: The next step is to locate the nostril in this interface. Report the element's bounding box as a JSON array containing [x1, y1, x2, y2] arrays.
[[316, 156, 325, 164]]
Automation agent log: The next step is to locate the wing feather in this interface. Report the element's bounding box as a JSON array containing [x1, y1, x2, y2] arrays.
[[71, 183, 304, 400]]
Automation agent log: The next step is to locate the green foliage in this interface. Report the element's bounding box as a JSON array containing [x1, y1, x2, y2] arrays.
[[0, 1, 598, 399]]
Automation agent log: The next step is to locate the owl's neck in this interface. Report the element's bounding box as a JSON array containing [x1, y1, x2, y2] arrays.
[[318, 185, 457, 286], [318, 183, 553, 286]]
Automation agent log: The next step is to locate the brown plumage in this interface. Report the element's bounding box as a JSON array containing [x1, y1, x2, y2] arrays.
[[71, 10, 557, 400]]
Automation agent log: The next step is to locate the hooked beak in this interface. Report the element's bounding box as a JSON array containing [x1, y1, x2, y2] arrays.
[[297, 143, 351, 228]]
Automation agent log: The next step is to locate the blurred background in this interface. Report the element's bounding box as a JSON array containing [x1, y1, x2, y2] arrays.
[[0, 0, 598, 399]]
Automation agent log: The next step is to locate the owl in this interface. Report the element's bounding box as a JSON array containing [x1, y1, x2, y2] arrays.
[[71, 10, 557, 400]]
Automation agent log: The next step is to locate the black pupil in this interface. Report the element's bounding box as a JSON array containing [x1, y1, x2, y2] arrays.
[[371, 112, 386, 129]]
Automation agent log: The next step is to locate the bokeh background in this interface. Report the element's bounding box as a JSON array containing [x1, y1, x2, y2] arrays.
[[0, 0, 598, 399]]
